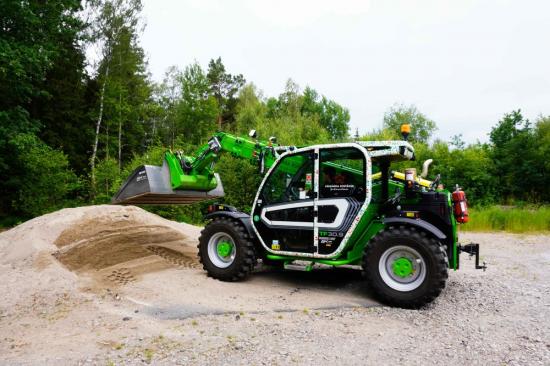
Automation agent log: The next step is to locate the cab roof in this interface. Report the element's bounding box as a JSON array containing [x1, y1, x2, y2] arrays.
[[356, 140, 415, 162]]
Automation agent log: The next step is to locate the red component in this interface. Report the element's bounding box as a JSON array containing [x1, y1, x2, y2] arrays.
[[452, 190, 469, 223]]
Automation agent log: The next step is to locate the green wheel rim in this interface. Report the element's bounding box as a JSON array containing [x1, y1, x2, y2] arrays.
[[217, 241, 234, 258], [207, 233, 236, 268], [379, 245, 426, 292], [392, 257, 413, 278]]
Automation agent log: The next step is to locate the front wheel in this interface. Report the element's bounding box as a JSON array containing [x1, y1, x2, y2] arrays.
[[362, 225, 448, 308], [198, 217, 257, 281]]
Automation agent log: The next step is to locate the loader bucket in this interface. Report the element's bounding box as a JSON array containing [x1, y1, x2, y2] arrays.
[[112, 160, 224, 205]]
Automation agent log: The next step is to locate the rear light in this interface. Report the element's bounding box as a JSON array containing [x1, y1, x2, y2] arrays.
[[452, 189, 469, 223]]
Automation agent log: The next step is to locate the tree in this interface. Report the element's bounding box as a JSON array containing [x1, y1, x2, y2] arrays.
[[490, 110, 548, 202], [256, 80, 330, 145], [266, 82, 349, 141], [383, 104, 437, 143], [154, 66, 183, 148], [534, 116, 550, 202], [33, 12, 94, 173], [8, 133, 80, 218], [489, 110, 525, 147], [206, 57, 245, 130], [449, 134, 466, 150], [103, 24, 151, 170], [0, 0, 86, 218], [175, 63, 218, 146], [489, 110, 540, 202], [234, 84, 266, 135], [301, 86, 350, 140], [0, 0, 83, 136], [89, 0, 150, 193], [429, 141, 497, 205]]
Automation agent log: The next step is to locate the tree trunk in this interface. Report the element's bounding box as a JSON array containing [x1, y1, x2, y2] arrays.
[[118, 89, 122, 172], [90, 64, 109, 198], [172, 116, 175, 150], [117, 52, 123, 173], [106, 124, 109, 160]]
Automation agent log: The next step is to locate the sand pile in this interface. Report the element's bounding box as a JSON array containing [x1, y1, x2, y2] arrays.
[[53, 210, 198, 272], [0, 205, 202, 290]]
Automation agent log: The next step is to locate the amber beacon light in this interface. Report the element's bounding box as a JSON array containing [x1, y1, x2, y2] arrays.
[[401, 124, 411, 141]]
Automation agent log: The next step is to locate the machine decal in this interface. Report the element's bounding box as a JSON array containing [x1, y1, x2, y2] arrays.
[[260, 198, 350, 229]]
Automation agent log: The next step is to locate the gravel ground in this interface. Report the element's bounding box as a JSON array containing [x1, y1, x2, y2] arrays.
[[87, 233, 550, 366], [0, 207, 549, 365]]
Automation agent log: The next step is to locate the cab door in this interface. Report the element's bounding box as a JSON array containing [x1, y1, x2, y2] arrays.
[[316, 147, 367, 255], [252, 150, 316, 254]]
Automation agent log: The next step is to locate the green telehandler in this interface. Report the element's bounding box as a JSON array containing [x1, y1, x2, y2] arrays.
[[113, 128, 485, 308]]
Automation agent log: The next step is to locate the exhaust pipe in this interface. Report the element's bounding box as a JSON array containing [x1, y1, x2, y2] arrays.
[[421, 159, 433, 178]]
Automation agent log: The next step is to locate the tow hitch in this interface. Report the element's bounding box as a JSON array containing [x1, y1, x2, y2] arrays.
[[458, 243, 487, 271]]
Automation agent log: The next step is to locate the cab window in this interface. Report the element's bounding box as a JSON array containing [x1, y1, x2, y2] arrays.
[[261, 152, 314, 204]]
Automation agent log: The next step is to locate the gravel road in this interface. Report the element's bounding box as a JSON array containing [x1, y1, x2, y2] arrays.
[[85, 234, 550, 365], [86, 233, 548, 366]]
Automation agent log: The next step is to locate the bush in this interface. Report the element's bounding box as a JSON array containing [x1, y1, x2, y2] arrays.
[[9, 133, 80, 217], [94, 158, 122, 203]]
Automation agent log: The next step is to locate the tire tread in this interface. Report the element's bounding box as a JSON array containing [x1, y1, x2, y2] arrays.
[[362, 225, 448, 308], [198, 217, 257, 282]]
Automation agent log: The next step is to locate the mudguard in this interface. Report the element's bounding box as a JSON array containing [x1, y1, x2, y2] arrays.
[[204, 211, 257, 239], [382, 217, 446, 240]]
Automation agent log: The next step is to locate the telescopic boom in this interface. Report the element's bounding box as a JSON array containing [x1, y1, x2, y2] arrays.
[[112, 131, 287, 205]]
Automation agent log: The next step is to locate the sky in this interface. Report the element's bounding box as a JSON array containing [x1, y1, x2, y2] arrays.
[[140, 0, 550, 143]]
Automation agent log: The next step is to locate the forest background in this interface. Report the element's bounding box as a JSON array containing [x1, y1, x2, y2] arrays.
[[1, 0, 548, 231]]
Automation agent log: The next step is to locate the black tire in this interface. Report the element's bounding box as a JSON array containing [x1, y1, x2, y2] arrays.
[[362, 225, 448, 308], [198, 217, 257, 281]]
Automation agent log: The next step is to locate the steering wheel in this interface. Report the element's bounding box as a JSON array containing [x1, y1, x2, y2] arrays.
[[287, 185, 300, 200]]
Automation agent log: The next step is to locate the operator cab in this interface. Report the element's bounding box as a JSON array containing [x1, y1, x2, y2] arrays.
[[251, 144, 369, 258], [251, 141, 415, 259]]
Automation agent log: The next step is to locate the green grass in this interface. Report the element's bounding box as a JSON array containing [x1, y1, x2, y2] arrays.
[[461, 206, 550, 233]]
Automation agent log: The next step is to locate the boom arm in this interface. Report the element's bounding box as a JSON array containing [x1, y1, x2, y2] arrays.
[[165, 132, 284, 191], [112, 131, 297, 205]]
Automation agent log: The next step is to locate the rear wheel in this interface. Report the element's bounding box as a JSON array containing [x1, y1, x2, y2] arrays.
[[362, 225, 448, 308], [198, 217, 257, 281]]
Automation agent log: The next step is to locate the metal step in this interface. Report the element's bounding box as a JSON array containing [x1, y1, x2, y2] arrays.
[[283, 260, 362, 272]]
